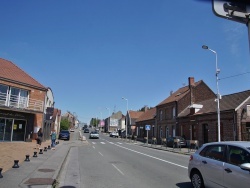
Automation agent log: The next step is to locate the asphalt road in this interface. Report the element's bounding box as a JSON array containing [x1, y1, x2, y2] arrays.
[[58, 130, 193, 188]]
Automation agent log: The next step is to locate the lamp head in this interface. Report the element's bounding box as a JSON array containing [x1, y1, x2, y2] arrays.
[[202, 45, 208, 50]]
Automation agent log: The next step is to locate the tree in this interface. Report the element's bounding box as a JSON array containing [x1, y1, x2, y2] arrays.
[[60, 118, 70, 130], [90, 118, 99, 127]]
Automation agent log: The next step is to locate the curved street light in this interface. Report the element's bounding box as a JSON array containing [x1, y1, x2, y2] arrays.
[[202, 45, 221, 142]]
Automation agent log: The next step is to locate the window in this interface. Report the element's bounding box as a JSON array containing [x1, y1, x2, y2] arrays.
[[228, 146, 250, 166], [0, 84, 8, 105], [200, 145, 226, 162], [172, 106, 176, 119], [9, 87, 28, 108], [160, 110, 163, 121]]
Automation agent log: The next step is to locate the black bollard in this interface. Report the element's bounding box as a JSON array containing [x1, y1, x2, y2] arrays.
[[12, 160, 19, 168], [25, 155, 30, 162], [44, 147, 47, 152], [48, 145, 51, 150], [39, 149, 43, 154], [33, 151, 38, 157], [0, 168, 3, 178]]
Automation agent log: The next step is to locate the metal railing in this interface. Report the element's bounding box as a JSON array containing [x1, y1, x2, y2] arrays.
[[0, 92, 44, 112]]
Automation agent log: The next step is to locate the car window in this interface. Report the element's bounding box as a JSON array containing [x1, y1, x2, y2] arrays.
[[61, 130, 69, 133], [200, 145, 225, 162], [228, 146, 250, 166]]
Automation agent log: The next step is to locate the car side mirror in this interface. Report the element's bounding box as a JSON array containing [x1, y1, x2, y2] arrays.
[[240, 163, 250, 171]]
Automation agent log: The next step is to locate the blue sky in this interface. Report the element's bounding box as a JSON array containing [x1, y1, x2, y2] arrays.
[[0, 1, 249, 124]]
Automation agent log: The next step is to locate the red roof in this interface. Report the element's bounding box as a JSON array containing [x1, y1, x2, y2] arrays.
[[128, 110, 144, 119], [0, 58, 46, 90], [157, 80, 202, 106], [136, 107, 156, 122]]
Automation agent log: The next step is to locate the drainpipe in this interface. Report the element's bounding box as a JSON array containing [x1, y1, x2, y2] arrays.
[[42, 89, 47, 141], [233, 111, 237, 141]]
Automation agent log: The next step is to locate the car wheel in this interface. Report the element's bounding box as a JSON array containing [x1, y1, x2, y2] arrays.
[[191, 170, 204, 188]]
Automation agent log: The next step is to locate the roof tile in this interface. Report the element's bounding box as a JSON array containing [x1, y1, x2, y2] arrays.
[[0, 58, 46, 90]]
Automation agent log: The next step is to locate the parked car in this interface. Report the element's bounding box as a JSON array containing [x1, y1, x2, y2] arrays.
[[84, 128, 89, 133], [188, 141, 250, 188], [166, 136, 187, 147], [89, 131, 99, 139], [58, 130, 70, 140], [110, 132, 119, 138]]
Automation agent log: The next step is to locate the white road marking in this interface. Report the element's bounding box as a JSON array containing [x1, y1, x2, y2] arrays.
[[113, 143, 188, 169], [99, 152, 103, 156], [93, 146, 95, 149], [100, 142, 105, 144], [109, 142, 114, 144], [92, 142, 96, 144], [112, 164, 124, 175], [117, 142, 122, 145]]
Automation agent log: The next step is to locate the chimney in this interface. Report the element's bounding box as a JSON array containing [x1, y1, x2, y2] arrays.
[[188, 77, 194, 88]]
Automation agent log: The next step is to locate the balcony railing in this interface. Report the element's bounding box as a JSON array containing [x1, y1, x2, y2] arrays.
[[0, 92, 44, 112]]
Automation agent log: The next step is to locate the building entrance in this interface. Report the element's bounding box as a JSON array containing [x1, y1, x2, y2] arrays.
[[0, 118, 26, 141]]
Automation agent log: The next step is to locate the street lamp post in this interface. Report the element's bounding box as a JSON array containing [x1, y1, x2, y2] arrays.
[[106, 107, 110, 132], [122, 97, 128, 140], [202, 45, 221, 142]]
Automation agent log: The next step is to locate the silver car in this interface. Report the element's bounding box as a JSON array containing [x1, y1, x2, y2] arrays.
[[89, 131, 99, 139], [188, 141, 250, 188]]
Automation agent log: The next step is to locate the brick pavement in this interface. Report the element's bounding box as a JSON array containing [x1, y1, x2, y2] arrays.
[[0, 140, 51, 173]]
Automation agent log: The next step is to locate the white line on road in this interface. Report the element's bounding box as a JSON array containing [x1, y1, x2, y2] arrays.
[[113, 143, 188, 169], [100, 142, 105, 144], [93, 146, 95, 149], [99, 152, 103, 156], [92, 142, 96, 144], [112, 164, 124, 175]]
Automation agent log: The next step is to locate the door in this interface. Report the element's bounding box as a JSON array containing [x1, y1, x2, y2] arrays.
[[223, 146, 250, 187], [203, 124, 209, 143], [12, 119, 26, 141], [0, 118, 5, 141], [4, 119, 13, 141], [199, 145, 226, 187]]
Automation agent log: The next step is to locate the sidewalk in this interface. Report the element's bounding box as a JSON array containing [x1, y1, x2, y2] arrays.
[[0, 131, 87, 188]]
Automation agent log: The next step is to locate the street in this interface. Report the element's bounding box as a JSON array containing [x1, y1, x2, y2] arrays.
[[57, 130, 192, 188]]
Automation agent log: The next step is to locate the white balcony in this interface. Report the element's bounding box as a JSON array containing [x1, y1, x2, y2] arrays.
[[0, 92, 44, 112]]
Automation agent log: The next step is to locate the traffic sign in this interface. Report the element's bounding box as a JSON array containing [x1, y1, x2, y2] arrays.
[[145, 125, 151, 131], [212, 0, 250, 24]]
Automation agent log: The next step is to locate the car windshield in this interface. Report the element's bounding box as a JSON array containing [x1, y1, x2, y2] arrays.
[[91, 131, 98, 134], [61, 130, 69, 133]]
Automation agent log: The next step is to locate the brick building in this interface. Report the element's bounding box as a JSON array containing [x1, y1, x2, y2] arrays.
[[156, 77, 216, 143], [135, 107, 156, 142], [0, 58, 47, 141], [178, 90, 250, 146]]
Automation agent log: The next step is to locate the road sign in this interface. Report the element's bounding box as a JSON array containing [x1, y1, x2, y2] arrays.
[[212, 0, 250, 24], [145, 125, 151, 131]]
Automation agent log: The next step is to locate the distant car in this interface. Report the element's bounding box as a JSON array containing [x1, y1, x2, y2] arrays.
[[110, 132, 119, 138], [58, 130, 70, 140], [84, 128, 89, 133], [166, 136, 187, 147], [188, 141, 250, 188], [89, 131, 99, 139], [70, 129, 75, 132]]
